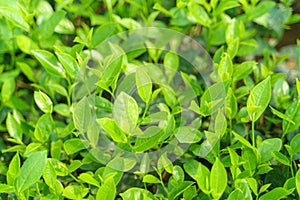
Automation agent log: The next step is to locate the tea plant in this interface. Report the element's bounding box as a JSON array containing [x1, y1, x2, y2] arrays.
[[0, 0, 300, 200]]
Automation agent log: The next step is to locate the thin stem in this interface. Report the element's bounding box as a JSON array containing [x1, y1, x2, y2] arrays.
[[251, 119, 255, 147]]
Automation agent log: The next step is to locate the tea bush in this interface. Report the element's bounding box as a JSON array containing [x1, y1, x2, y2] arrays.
[[0, 0, 300, 199]]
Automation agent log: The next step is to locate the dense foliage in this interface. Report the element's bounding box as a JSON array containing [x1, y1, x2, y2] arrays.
[[0, 0, 300, 199]]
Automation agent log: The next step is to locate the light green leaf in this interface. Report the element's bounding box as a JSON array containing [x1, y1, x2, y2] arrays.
[[174, 126, 202, 143], [16, 35, 38, 54], [258, 138, 282, 163], [6, 113, 22, 142], [34, 91, 53, 113], [143, 174, 161, 184], [120, 188, 157, 200], [113, 92, 139, 133], [6, 153, 20, 186], [187, 2, 211, 26], [73, 96, 92, 133], [210, 158, 227, 199], [136, 68, 152, 103], [168, 181, 194, 200], [43, 160, 56, 188], [40, 10, 66, 38], [96, 176, 115, 200], [2, 78, 15, 102], [97, 118, 127, 143], [55, 51, 79, 78], [79, 173, 100, 187], [91, 23, 116, 48], [183, 160, 210, 194], [296, 169, 300, 196], [247, 178, 258, 195], [158, 153, 173, 174], [271, 151, 290, 166], [15, 151, 47, 193], [134, 127, 164, 152], [31, 50, 66, 78], [34, 113, 52, 143], [228, 188, 244, 200], [64, 138, 88, 155], [291, 134, 300, 156], [247, 76, 271, 122], [218, 53, 233, 81], [259, 187, 292, 200], [62, 185, 89, 200]]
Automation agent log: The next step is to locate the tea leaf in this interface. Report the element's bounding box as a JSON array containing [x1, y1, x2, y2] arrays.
[[210, 158, 227, 199], [247, 76, 271, 122], [32, 50, 66, 78], [15, 151, 47, 193]]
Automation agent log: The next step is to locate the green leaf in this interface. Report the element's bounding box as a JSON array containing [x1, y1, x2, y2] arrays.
[[200, 82, 226, 116], [214, 0, 240, 16], [183, 160, 210, 194], [258, 138, 282, 163], [296, 169, 300, 196], [43, 160, 56, 188], [271, 151, 290, 166], [247, 178, 258, 195], [97, 118, 127, 143], [259, 187, 292, 200], [270, 106, 294, 124], [168, 181, 194, 200], [249, 1, 276, 20], [6, 153, 20, 186], [113, 92, 139, 133], [226, 88, 238, 119], [1, 78, 15, 102], [136, 67, 152, 103], [282, 101, 300, 135], [55, 51, 79, 78], [210, 158, 227, 199], [164, 52, 179, 80], [134, 127, 164, 152], [0, 184, 15, 193], [187, 2, 211, 26], [34, 113, 52, 143], [73, 96, 93, 133], [31, 50, 66, 78], [98, 56, 123, 88], [6, 113, 22, 142], [233, 131, 255, 150], [16, 35, 38, 54], [62, 184, 89, 200], [17, 62, 36, 82], [0, 6, 29, 30], [120, 188, 157, 200], [174, 126, 202, 143], [158, 153, 173, 174], [218, 53, 233, 81], [143, 174, 161, 184], [64, 138, 88, 155], [291, 134, 300, 156], [79, 173, 100, 187], [107, 156, 136, 172], [247, 76, 271, 122], [34, 91, 53, 113], [39, 10, 66, 38], [233, 61, 255, 82], [15, 151, 47, 193], [96, 176, 115, 200], [228, 188, 244, 200], [91, 23, 116, 48], [259, 184, 272, 194], [242, 148, 257, 174]]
